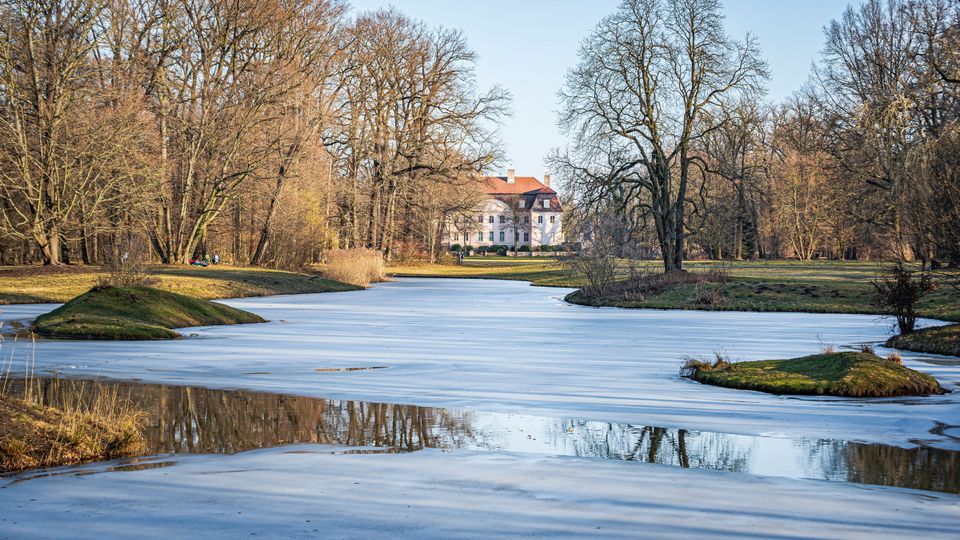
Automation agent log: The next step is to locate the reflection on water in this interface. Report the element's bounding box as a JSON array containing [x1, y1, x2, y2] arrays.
[[3, 377, 958, 494]]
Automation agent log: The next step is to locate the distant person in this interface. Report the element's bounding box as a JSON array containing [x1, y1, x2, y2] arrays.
[[212, 254, 220, 265]]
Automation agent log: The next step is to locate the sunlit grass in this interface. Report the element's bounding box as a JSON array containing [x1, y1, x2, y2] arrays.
[[390, 257, 960, 321], [0, 341, 147, 472], [686, 352, 944, 397], [0, 265, 358, 304], [33, 286, 266, 340]]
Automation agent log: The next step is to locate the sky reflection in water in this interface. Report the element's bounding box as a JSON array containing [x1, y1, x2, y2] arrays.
[[3, 377, 957, 494]]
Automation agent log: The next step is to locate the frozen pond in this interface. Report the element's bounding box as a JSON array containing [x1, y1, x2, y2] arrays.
[[3, 278, 958, 449], [3, 278, 960, 538], [4, 377, 958, 493]]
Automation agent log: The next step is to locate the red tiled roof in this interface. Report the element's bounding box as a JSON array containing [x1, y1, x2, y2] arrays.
[[481, 175, 562, 212], [482, 176, 557, 195]]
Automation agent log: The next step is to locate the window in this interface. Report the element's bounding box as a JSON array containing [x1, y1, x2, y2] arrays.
[[537, 215, 543, 224], [477, 232, 483, 242], [549, 216, 555, 224], [524, 216, 529, 224], [488, 231, 494, 241], [488, 215, 494, 223], [514, 232, 519, 241], [523, 232, 529, 242], [478, 215, 483, 223], [543, 199, 550, 209], [519, 199, 525, 208], [499, 215, 505, 224], [499, 231, 505, 242], [463, 233, 468, 242]]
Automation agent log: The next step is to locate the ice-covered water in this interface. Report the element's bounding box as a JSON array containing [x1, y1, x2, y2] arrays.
[[3, 278, 959, 448], [3, 278, 960, 538]]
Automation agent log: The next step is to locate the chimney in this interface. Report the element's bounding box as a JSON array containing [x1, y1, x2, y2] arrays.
[[507, 168, 515, 184], [543, 174, 551, 188]]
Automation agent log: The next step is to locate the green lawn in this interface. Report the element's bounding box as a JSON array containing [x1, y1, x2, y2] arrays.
[[886, 324, 960, 357], [389, 257, 577, 287], [391, 257, 960, 322], [0, 265, 359, 305]]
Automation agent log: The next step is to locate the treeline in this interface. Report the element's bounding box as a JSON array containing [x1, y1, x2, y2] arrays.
[[0, 0, 506, 266], [554, 0, 960, 270]]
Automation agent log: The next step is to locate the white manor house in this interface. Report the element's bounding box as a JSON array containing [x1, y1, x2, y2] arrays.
[[446, 169, 564, 249]]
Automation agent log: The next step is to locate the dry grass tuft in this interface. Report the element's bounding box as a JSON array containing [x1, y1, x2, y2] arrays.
[[886, 352, 904, 365], [0, 388, 146, 472], [680, 352, 731, 377], [321, 248, 386, 287], [1, 339, 148, 472]]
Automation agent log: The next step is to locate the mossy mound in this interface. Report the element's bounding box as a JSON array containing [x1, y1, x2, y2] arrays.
[[886, 324, 960, 357], [686, 352, 944, 397], [34, 286, 265, 340]]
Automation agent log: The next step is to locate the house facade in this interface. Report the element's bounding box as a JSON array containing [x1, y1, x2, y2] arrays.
[[446, 170, 564, 248]]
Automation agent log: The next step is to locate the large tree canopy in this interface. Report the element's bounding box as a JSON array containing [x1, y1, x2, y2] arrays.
[[553, 0, 766, 272]]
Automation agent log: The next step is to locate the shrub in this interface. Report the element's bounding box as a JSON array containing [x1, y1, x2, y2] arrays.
[[390, 240, 429, 263], [887, 352, 904, 365], [518, 244, 531, 252], [567, 250, 619, 296], [97, 244, 158, 288], [872, 263, 936, 334], [322, 248, 386, 287], [858, 343, 875, 355], [450, 243, 462, 252]]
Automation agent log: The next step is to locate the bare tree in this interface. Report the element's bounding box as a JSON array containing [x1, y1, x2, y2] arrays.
[[553, 0, 766, 272], [698, 99, 768, 259], [0, 0, 142, 265], [333, 10, 508, 259]]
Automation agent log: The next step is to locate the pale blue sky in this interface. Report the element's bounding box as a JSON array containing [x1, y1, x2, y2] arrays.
[[349, 0, 853, 178]]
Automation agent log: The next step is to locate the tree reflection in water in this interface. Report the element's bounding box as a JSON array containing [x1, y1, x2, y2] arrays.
[[549, 421, 750, 472], [4, 377, 958, 494], [801, 439, 960, 494], [11, 378, 480, 454]]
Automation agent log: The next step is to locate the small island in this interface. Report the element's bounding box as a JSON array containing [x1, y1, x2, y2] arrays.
[[683, 352, 945, 398], [34, 286, 265, 340]]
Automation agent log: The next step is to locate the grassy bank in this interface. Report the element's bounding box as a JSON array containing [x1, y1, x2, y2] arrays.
[[34, 286, 265, 340], [392, 258, 960, 322], [0, 265, 360, 305], [886, 324, 960, 357], [0, 392, 145, 472], [684, 352, 944, 397], [389, 257, 578, 287]]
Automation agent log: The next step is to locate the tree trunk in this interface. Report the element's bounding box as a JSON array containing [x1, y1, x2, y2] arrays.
[[36, 228, 62, 266], [250, 173, 286, 266]]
